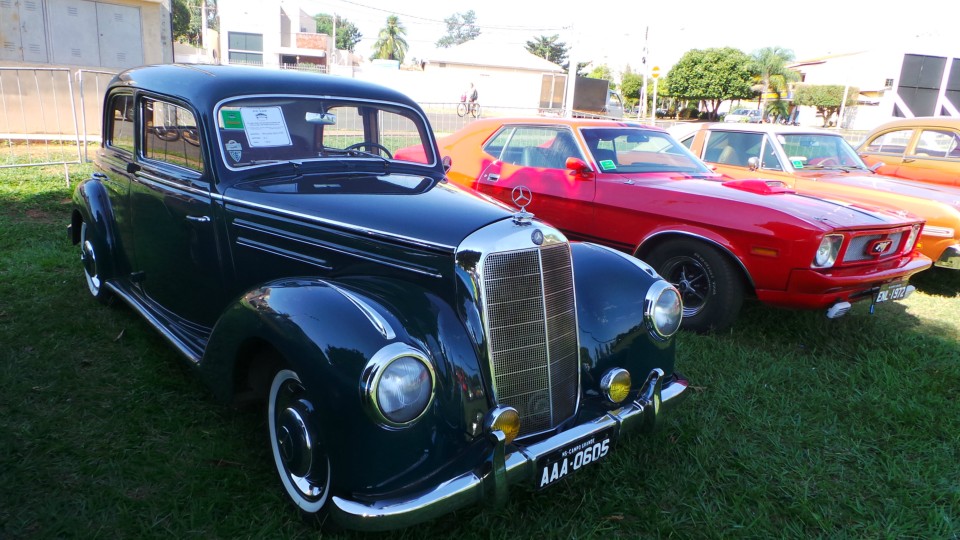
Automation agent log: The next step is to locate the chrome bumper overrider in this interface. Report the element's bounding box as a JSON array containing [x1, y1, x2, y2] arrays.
[[935, 245, 960, 270], [330, 368, 688, 531]]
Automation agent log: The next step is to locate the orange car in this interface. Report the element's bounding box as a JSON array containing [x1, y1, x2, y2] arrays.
[[857, 117, 960, 188], [673, 122, 960, 270]]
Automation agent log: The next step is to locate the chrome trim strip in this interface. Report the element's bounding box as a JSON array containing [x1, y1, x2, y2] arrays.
[[105, 282, 202, 365], [329, 368, 688, 531], [638, 231, 755, 288], [134, 170, 210, 198], [328, 284, 396, 340], [922, 225, 956, 238], [223, 195, 456, 254], [232, 220, 442, 278]]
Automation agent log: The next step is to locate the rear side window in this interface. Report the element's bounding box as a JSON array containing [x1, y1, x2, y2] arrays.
[[914, 129, 960, 158], [106, 93, 135, 154]]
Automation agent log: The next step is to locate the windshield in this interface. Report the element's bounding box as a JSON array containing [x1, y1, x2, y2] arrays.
[[215, 96, 435, 169], [580, 127, 713, 174], [778, 133, 868, 170]]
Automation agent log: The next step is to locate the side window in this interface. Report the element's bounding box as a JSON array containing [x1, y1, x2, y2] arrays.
[[760, 137, 783, 171], [107, 94, 135, 154], [142, 98, 204, 172], [379, 110, 430, 164], [863, 129, 912, 154], [482, 128, 514, 162], [500, 127, 577, 170], [914, 129, 958, 158], [704, 131, 760, 167]]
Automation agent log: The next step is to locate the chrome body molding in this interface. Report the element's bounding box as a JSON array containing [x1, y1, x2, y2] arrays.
[[935, 244, 960, 269], [327, 283, 396, 340], [637, 230, 756, 288], [328, 368, 688, 532], [219, 194, 458, 255]]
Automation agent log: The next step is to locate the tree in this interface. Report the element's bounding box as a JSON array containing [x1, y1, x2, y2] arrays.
[[793, 84, 859, 127], [315, 14, 362, 52], [172, 0, 218, 47], [665, 47, 754, 119], [436, 10, 480, 48], [587, 64, 616, 90], [526, 35, 568, 66], [371, 15, 409, 63], [749, 46, 798, 119]]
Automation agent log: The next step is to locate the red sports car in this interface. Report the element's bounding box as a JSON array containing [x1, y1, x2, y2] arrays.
[[409, 118, 932, 331]]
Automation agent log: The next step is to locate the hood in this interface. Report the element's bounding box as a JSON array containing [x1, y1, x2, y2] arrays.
[[803, 172, 960, 208], [224, 174, 514, 251], [612, 172, 921, 230]]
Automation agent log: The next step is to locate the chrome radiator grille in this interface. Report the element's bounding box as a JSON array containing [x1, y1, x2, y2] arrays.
[[843, 231, 905, 262], [482, 243, 579, 437]]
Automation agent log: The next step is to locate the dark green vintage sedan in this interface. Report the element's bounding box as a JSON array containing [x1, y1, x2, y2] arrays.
[[68, 64, 688, 531]]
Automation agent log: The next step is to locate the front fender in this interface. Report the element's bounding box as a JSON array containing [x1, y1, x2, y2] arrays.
[[570, 243, 677, 393], [200, 276, 486, 495]]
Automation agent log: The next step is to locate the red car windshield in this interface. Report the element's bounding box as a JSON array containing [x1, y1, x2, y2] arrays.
[[580, 128, 712, 174]]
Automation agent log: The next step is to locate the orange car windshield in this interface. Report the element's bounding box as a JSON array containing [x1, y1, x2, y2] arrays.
[[778, 134, 868, 170]]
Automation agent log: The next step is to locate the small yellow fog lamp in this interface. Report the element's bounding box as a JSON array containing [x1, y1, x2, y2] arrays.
[[486, 406, 521, 444], [601, 368, 632, 404]]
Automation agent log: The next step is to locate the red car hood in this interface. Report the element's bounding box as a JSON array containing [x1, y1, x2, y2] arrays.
[[606, 172, 923, 230]]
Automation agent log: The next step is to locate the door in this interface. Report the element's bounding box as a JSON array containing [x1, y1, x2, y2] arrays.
[[474, 125, 595, 239], [897, 128, 960, 187], [129, 96, 225, 325]]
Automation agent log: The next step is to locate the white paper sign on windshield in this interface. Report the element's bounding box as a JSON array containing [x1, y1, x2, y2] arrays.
[[240, 107, 292, 147]]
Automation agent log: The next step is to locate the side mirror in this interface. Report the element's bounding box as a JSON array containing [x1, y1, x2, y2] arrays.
[[565, 157, 593, 178], [442, 155, 452, 173], [747, 156, 760, 171]]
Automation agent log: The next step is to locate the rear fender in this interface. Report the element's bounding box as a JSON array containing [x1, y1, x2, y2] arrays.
[[70, 177, 119, 280]]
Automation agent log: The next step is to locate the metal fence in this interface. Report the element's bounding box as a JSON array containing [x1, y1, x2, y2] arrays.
[[1, 67, 82, 170]]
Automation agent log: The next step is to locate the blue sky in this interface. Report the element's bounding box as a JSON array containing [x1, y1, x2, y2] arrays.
[[307, 0, 958, 72]]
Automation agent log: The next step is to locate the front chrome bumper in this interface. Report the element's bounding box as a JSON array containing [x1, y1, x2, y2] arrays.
[[935, 244, 960, 270], [330, 368, 688, 531]]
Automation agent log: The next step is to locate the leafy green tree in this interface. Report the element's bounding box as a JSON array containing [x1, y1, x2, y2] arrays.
[[749, 46, 799, 118], [793, 84, 859, 126], [436, 10, 480, 48], [620, 70, 644, 106], [587, 64, 616, 90], [526, 35, 568, 65], [371, 15, 409, 63], [172, 0, 218, 47], [315, 14, 362, 52], [665, 47, 753, 119]]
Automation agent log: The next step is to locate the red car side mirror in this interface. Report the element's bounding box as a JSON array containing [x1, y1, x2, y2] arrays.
[[565, 157, 593, 179]]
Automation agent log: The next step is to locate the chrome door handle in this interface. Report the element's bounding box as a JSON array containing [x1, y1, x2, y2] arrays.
[[487, 173, 500, 182], [186, 215, 211, 223]]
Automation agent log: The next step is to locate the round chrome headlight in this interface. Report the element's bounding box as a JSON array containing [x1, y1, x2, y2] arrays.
[[362, 343, 435, 427], [813, 234, 843, 268], [645, 281, 682, 339]]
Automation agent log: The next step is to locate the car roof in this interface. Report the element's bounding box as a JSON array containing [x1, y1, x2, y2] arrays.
[[866, 116, 960, 131], [108, 64, 421, 112], [695, 122, 839, 136], [465, 116, 665, 132]]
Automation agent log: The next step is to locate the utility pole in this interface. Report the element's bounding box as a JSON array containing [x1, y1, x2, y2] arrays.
[[638, 26, 649, 119]]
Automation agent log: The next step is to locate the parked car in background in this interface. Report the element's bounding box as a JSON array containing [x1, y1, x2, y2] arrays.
[[415, 118, 931, 332], [724, 108, 763, 123], [673, 122, 960, 271], [69, 65, 689, 531], [857, 116, 960, 187]]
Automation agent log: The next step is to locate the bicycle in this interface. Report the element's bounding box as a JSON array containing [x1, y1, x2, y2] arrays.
[[457, 101, 480, 118]]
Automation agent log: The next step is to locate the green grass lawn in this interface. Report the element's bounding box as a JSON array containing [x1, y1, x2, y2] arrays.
[[2, 163, 958, 539]]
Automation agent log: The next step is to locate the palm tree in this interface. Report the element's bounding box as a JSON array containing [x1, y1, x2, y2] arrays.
[[749, 46, 799, 121], [371, 15, 408, 63]]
